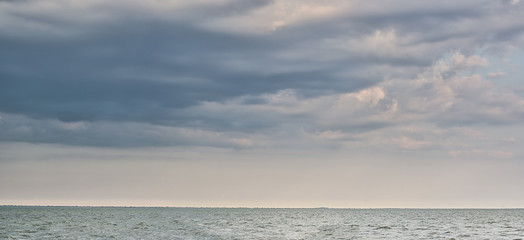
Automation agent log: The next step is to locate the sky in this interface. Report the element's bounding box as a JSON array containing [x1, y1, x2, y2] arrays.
[[1, 0, 524, 208]]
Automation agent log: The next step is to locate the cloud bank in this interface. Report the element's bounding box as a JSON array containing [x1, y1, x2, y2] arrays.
[[1, 0, 523, 156]]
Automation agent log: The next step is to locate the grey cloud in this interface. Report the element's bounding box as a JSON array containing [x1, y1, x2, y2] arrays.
[[1, 0, 524, 147], [0, 15, 377, 124], [0, 113, 265, 148]]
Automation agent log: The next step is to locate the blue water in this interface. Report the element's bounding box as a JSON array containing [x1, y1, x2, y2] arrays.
[[1, 206, 523, 239]]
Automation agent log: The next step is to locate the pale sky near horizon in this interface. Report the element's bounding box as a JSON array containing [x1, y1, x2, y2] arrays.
[[1, 0, 524, 208]]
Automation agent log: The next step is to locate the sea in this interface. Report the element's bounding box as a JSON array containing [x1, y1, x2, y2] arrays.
[[1, 206, 523, 239]]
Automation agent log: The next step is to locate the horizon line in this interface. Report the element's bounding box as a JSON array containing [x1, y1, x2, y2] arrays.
[[2, 204, 524, 210]]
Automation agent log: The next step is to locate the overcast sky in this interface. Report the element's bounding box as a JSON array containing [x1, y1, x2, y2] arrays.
[[1, 0, 524, 208]]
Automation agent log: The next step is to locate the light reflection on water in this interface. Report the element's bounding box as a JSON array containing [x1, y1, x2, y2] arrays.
[[1, 206, 523, 239]]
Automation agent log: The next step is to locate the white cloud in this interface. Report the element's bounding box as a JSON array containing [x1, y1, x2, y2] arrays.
[[450, 53, 489, 69], [454, 149, 516, 159], [203, 0, 352, 33], [489, 150, 514, 159], [230, 138, 254, 146], [344, 87, 386, 106], [393, 136, 432, 150], [53, 121, 89, 130], [177, 48, 524, 154], [502, 137, 517, 142], [487, 72, 507, 78], [316, 130, 347, 140], [454, 127, 486, 140]]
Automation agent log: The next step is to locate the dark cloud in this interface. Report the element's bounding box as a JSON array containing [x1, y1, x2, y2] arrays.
[[0, 15, 377, 124]]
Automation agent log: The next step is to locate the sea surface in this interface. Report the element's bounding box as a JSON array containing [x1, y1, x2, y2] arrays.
[[1, 206, 523, 239]]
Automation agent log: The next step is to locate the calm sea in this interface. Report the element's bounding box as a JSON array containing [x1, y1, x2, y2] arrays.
[[1, 206, 523, 239]]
